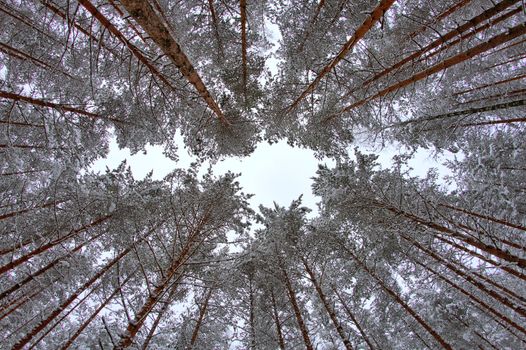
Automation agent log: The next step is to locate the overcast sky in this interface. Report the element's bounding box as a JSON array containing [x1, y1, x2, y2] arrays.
[[90, 136, 455, 217]]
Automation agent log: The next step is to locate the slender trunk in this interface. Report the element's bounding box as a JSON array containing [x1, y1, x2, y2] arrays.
[[344, 0, 520, 99], [115, 234, 198, 349], [0, 199, 67, 222], [287, 0, 396, 112], [142, 276, 183, 350], [378, 201, 526, 269], [12, 248, 130, 349], [187, 287, 214, 349], [436, 235, 526, 282], [0, 226, 107, 302], [278, 260, 314, 350], [0, 169, 48, 177], [395, 98, 526, 128], [0, 42, 75, 79], [302, 258, 353, 350], [0, 119, 45, 128], [240, 0, 248, 103], [418, 6, 522, 64], [407, 0, 472, 40], [207, 0, 224, 58], [270, 288, 286, 350], [0, 214, 110, 256], [416, 260, 526, 336], [0, 90, 124, 123], [454, 73, 526, 97], [439, 202, 526, 231], [11, 221, 164, 349], [0, 215, 112, 275], [77, 0, 176, 91], [59, 270, 137, 350], [335, 22, 526, 117], [331, 285, 376, 350], [339, 243, 452, 349], [454, 116, 526, 128], [406, 236, 526, 318], [119, 0, 229, 125]]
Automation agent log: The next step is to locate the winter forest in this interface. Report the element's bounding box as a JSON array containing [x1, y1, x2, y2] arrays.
[[1, 0, 525, 349]]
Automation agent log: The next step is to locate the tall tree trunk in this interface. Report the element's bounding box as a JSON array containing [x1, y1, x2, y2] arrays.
[[0, 90, 125, 123], [415, 259, 526, 336], [338, 242, 453, 350], [302, 258, 353, 350], [77, 0, 177, 91], [270, 288, 286, 350], [334, 22, 526, 118], [344, 0, 521, 99], [405, 236, 526, 318], [0, 215, 112, 275], [187, 287, 214, 349], [331, 285, 377, 350], [287, 0, 396, 112], [207, 0, 224, 58], [278, 259, 314, 350], [119, 0, 229, 125], [59, 269, 137, 350]]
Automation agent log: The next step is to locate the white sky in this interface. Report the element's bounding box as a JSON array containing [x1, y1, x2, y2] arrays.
[[90, 136, 455, 218]]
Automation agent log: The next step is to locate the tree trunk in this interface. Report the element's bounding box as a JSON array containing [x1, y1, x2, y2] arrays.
[[302, 258, 353, 350], [278, 260, 314, 350], [0, 90, 124, 123], [331, 285, 376, 350], [416, 260, 526, 336], [270, 288, 286, 350], [77, 0, 176, 91], [344, 0, 520, 99], [339, 242, 453, 350], [287, 0, 396, 112], [59, 270, 137, 350], [119, 0, 229, 125], [335, 22, 526, 117], [187, 287, 214, 349], [0, 215, 112, 275]]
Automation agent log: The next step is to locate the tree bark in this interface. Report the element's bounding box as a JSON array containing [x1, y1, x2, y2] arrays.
[[270, 288, 286, 350], [278, 260, 314, 350], [119, 0, 229, 125], [344, 0, 521, 99], [302, 258, 353, 350], [331, 285, 376, 350], [187, 287, 214, 349], [287, 0, 396, 112], [335, 22, 526, 117]]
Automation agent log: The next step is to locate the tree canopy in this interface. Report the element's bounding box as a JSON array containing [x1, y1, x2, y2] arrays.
[[1, 0, 525, 349]]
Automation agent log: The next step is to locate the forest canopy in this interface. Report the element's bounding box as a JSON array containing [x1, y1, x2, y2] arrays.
[[1, 0, 525, 349]]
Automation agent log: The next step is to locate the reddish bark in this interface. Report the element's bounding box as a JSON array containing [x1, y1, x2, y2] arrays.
[[0, 90, 125, 123], [77, 0, 177, 91], [119, 0, 229, 125], [334, 22, 526, 118], [287, 0, 396, 112], [339, 243, 453, 349], [279, 260, 314, 350], [297, 0, 326, 53], [417, 260, 526, 336], [406, 236, 526, 318], [187, 287, 214, 349], [207, 0, 224, 58], [302, 258, 353, 350], [0, 215, 111, 275], [344, 0, 520, 99], [59, 270, 136, 350], [270, 288, 286, 350], [331, 285, 377, 350]]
